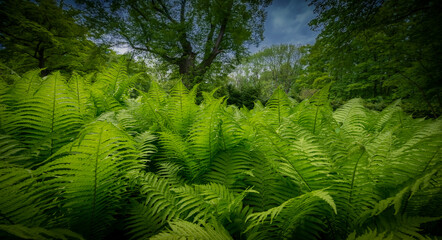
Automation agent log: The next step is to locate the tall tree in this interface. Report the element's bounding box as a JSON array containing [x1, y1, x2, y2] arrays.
[[77, 0, 272, 87], [0, 0, 94, 76]]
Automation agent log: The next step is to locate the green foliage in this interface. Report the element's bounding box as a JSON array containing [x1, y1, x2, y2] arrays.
[[0, 0, 104, 76], [228, 44, 308, 103], [0, 67, 441, 240], [308, 0, 442, 118], [0, 224, 84, 240], [77, 0, 272, 87]]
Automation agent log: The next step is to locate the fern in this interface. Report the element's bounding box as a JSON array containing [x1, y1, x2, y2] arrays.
[[294, 83, 333, 134], [150, 219, 233, 240], [333, 98, 369, 140], [246, 189, 337, 239], [0, 224, 84, 240], [90, 59, 139, 114], [0, 163, 46, 226], [3, 72, 83, 162], [167, 80, 199, 136], [265, 86, 292, 126], [242, 152, 299, 212], [68, 73, 95, 121], [0, 134, 29, 165], [350, 215, 440, 240], [158, 130, 197, 179], [1, 65, 441, 240], [189, 97, 225, 180], [205, 148, 252, 189], [125, 171, 180, 239], [35, 121, 142, 238]]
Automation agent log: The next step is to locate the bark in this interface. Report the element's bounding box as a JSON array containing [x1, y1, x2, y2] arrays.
[[37, 47, 48, 77]]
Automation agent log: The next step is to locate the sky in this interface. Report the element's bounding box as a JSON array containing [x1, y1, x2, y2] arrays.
[[251, 0, 319, 52]]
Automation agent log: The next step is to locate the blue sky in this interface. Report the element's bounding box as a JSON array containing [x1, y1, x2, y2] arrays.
[[252, 0, 319, 52]]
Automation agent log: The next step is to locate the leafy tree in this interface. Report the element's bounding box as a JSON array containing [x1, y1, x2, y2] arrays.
[[76, 0, 272, 88], [308, 0, 442, 117], [229, 44, 308, 103], [0, 0, 100, 76]]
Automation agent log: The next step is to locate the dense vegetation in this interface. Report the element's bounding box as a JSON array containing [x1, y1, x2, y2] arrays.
[[0, 62, 440, 239], [0, 0, 441, 239]]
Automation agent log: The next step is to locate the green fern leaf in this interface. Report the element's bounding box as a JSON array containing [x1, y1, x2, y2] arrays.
[[36, 121, 142, 238], [246, 189, 337, 239], [205, 148, 252, 189], [189, 97, 225, 179], [167, 80, 199, 136], [333, 98, 369, 139], [0, 224, 84, 240], [265, 86, 291, 126], [68, 73, 95, 121], [4, 72, 83, 161], [150, 219, 233, 240]]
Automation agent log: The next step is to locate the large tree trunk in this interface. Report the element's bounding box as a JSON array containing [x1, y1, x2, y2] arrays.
[[178, 52, 196, 88]]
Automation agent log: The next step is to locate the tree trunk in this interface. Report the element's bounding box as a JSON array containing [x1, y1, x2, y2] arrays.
[[37, 48, 48, 77], [178, 52, 196, 88]]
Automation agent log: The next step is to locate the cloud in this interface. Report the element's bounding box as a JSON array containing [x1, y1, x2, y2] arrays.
[[254, 0, 318, 51]]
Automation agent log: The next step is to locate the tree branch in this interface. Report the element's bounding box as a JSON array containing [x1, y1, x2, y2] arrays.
[[119, 31, 178, 64], [151, 0, 177, 24]]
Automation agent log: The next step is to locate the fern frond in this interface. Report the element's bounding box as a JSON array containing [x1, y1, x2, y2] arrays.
[[386, 120, 441, 185], [4, 72, 83, 161], [158, 131, 197, 179], [94, 59, 130, 102], [8, 69, 42, 100], [292, 83, 334, 134], [258, 123, 332, 193], [346, 228, 393, 240], [189, 97, 225, 180], [246, 189, 337, 239], [146, 80, 167, 107], [372, 99, 402, 132], [0, 224, 84, 240], [125, 171, 180, 239], [361, 166, 441, 220], [0, 163, 45, 226], [150, 219, 233, 240], [242, 151, 300, 212], [157, 162, 186, 187], [205, 148, 252, 189], [115, 109, 140, 134], [136, 85, 168, 131], [90, 59, 137, 114], [265, 86, 291, 126], [134, 131, 157, 161], [173, 182, 253, 224], [0, 135, 29, 165], [167, 80, 199, 136], [36, 121, 142, 238], [354, 215, 440, 240], [333, 98, 368, 139], [68, 73, 94, 121]]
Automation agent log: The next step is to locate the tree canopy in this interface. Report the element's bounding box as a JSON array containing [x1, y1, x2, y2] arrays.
[[308, 0, 442, 117], [0, 0, 101, 76], [77, 0, 272, 88]]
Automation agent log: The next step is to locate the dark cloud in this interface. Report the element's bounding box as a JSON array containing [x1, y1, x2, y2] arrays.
[[251, 0, 318, 52]]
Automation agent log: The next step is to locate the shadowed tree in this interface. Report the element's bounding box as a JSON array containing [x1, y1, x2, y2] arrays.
[[308, 0, 442, 117], [0, 0, 93, 76]]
